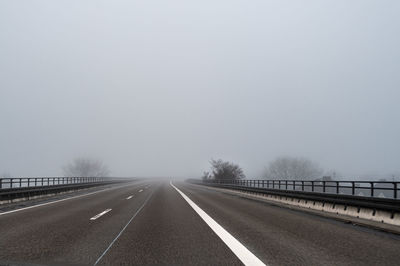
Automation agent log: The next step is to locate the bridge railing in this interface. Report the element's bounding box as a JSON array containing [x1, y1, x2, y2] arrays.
[[0, 177, 107, 189], [202, 179, 399, 199]]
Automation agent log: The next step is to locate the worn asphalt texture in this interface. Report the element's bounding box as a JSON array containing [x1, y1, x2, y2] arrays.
[[0, 180, 399, 266]]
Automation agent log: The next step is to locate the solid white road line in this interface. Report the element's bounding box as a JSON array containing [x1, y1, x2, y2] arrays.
[[139, 189, 143, 193], [94, 190, 155, 265], [0, 183, 132, 217], [170, 181, 266, 266], [90, 209, 112, 221], [126, 196, 133, 200]]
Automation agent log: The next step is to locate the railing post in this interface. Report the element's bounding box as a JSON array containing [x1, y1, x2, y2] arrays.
[[311, 181, 314, 192], [301, 181, 304, 191], [0, 179, 2, 189], [336, 181, 339, 194], [272, 180, 275, 189], [352, 182, 355, 195], [371, 182, 374, 197], [35, 178, 37, 187], [286, 180, 288, 190], [394, 183, 398, 199], [323, 181, 326, 193], [19, 178, 22, 188]]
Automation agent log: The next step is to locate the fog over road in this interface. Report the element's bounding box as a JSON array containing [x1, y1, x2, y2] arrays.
[[0, 180, 399, 265]]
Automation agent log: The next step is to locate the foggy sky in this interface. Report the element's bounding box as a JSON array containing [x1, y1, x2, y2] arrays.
[[1, 1, 399, 178]]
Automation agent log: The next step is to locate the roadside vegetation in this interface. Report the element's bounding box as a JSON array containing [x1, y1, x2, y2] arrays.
[[63, 157, 110, 177], [263, 156, 323, 180], [202, 159, 245, 181]]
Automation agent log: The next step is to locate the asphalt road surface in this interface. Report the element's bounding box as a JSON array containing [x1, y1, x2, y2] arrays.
[[0, 180, 399, 266]]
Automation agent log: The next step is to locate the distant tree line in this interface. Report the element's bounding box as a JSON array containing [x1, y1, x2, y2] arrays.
[[202, 156, 330, 181]]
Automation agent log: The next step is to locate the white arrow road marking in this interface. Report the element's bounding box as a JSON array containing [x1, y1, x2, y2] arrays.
[[139, 189, 143, 193], [126, 196, 133, 200], [90, 209, 112, 221], [170, 181, 267, 266]]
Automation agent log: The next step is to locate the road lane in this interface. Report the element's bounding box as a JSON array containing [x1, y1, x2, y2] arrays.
[[97, 181, 243, 265], [1, 179, 399, 266], [0, 180, 155, 265], [177, 182, 400, 266], [171, 182, 266, 266]]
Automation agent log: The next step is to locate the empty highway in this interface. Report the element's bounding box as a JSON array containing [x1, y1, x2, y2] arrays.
[[0, 180, 399, 266]]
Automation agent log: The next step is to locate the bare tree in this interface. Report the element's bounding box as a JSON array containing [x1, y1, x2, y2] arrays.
[[264, 156, 323, 180], [202, 171, 212, 181], [63, 158, 110, 177], [207, 159, 245, 180]]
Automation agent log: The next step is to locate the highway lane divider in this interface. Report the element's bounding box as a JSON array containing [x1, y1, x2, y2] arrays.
[[90, 209, 112, 221], [94, 188, 155, 265], [171, 181, 266, 266]]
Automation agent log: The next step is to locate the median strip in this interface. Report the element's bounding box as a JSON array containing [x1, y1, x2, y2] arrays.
[[170, 181, 266, 266], [90, 209, 112, 221]]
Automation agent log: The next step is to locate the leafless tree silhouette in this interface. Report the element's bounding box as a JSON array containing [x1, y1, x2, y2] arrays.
[[63, 158, 110, 177], [264, 156, 322, 180]]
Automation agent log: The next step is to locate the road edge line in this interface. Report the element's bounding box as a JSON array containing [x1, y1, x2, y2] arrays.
[[170, 181, 266, 266]]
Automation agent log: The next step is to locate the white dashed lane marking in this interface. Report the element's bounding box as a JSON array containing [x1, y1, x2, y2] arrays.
[[90, 209, 112, 221]]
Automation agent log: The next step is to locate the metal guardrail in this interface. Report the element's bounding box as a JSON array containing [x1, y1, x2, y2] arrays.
[[195, 181, 400, 213], [0, 177, 107, 190], [0, 177, 130, 203], [202, 179, 400, 199]]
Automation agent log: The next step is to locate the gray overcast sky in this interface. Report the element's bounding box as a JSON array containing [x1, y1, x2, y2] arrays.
[[1, 1, 399, 178]]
